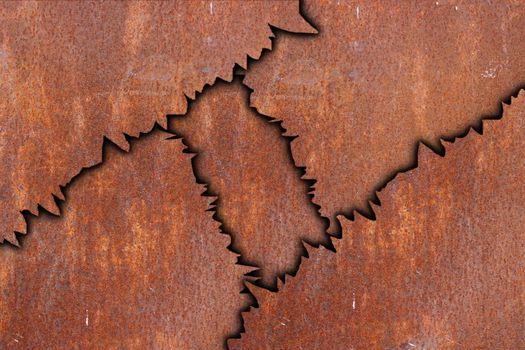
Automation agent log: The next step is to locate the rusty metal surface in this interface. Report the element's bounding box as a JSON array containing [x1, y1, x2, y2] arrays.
[[244, 0, 525, 234], [0, 131, 251, 349], [1, 1, 524, 348], [0, 0, 314, 244], [229, 92, 525, 350], [170, 79, 327, 288]]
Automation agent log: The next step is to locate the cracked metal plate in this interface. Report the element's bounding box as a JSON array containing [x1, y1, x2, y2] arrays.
[[0, 131, 251, 349], [170, 80, 328, 288], [229, 92, 525, 350], [0, 0, 314, 244], [244, 0, 525, 234]]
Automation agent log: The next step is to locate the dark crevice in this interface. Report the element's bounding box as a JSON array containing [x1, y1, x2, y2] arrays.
[[4, 122, 256, 349], [239, 81, 336, 258], [2, 3, 322, 348], [168, 129, 246, 259], [332, 82, 525, 236], [2, 15, 323, 348], [298, 0, 318, 34], [165, 70, 333, 343], [241, 79, 337, 284], [230, 0, 525, 333]]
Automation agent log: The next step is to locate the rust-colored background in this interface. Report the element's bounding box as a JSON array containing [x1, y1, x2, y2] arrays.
[[1, 1, 524, 349]]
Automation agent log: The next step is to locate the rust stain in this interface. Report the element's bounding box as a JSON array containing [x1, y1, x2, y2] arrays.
[[0, 0, 314, 244], [229, 91, 525, 349], [0, 131, 252, 349], [170, 79, 328, 288], [244, 0, 525, 234]]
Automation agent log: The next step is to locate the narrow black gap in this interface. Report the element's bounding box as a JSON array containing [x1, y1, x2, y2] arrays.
[[227, 7, 525, 343], [226, 80, 525, 345], [240, 79, 337, 256], [3, 17, 321, 350]]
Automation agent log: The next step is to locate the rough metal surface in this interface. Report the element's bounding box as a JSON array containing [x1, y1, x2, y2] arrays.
[[0, 131, 251, 349], [2, 1, 524, 348], [170, 80, 327, 288], [229, 92, 525, 350], [0, 0, 314, 244], [244, 0, 525, 234]]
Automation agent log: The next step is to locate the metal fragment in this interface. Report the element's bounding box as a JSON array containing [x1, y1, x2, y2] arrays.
[[229, 91, 525, 350], [170, 80, 328, 288]]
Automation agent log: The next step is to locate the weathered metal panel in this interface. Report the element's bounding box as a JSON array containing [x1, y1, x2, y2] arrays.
[[0, 0, 313, 243], [244, 0, 525, 234], [0, 131, 251, 349], [229, 92, 525, 349]]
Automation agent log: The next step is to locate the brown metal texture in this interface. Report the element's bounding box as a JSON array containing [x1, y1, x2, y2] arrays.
[[244, 0, 525, 235], [229, 91, 525, 350], [0, 0, 315, 244], [0, 130, 252, 349], [170, 79, 328, 289]]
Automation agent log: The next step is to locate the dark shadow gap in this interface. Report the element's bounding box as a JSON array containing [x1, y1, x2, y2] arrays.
[[228, 14, 525, 342], [165, 132, 258, 348], [3, 129, 164, 251]]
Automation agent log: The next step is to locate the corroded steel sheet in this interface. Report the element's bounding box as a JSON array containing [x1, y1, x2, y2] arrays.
[[244, 0, 525, 234], [229, 92, 525, 349], [170, 80, 328, 288], [0, 0, 314, 244], [0, 131, 251, 349]]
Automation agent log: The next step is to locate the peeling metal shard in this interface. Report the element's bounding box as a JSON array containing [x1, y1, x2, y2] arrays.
[[0, 131, 250, 349], [230, 93, 525, 349], [0, 0, 314, 244], [170, 80, 326, 288], [244, 0, 525, 233]]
